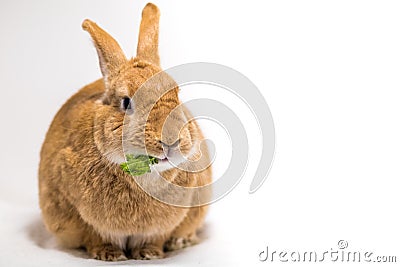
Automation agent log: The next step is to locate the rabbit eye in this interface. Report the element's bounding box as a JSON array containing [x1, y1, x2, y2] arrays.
[[121, 97, 133, 112]]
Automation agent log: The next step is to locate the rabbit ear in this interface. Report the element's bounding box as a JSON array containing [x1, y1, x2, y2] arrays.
[[82, 19, 127, 80], [136, 3, 160, 66]]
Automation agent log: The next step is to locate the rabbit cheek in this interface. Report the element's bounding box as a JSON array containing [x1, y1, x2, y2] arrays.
[[93, 112, 125, 164]]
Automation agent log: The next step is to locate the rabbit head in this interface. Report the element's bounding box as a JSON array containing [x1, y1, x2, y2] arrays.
[[82, 4, 197, 173]]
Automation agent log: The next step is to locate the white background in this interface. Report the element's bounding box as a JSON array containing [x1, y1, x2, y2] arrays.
[[0, 0, 399, 266]]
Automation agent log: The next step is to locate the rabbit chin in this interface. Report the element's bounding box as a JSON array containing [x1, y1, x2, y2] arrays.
[[151, 152, 189, 173], [151, 159, 178, 173]]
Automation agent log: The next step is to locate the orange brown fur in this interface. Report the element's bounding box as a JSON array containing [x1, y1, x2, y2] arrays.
[[38, 3, 211, 261]]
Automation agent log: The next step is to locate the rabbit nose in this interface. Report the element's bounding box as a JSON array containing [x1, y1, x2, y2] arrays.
[[159, 139, 180, 156], [160, 139, 180, 148]]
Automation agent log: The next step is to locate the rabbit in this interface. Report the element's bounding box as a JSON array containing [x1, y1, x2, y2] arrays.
[[38, 3, 212, 261]]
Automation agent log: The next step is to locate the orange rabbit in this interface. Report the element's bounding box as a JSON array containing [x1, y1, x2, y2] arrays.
[[39, 3, 212, 261]]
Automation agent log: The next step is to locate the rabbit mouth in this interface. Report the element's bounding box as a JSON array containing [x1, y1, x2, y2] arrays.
[[151, 152, 187, 172], [155, 156, 169, 163], [157, 156, 169, 163]]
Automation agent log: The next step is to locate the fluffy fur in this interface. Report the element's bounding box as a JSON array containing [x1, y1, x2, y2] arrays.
[[38, 3, 212, 261]]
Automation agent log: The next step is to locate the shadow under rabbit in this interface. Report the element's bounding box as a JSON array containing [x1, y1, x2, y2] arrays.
[[26, 215, 211, 262], [26, 215, 90, 260]]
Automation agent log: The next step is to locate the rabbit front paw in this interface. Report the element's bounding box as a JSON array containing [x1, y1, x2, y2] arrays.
[[89, 244, 127, 261], [129, 245, 164, 260]]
